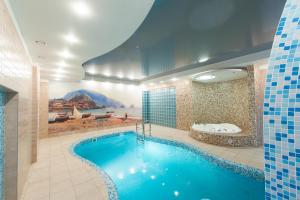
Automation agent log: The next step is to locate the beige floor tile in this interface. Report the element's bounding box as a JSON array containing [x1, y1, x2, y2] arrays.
[[50, 187, 76, 200], [24, 179, 49, 200], [50, 179, 73, 194], [27, 168, 50, 184], [50, 173, 72, 185], [74, 180, 99, 197]]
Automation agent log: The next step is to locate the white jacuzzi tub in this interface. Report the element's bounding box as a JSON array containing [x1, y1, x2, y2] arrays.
[[191, 123, 242, 135]]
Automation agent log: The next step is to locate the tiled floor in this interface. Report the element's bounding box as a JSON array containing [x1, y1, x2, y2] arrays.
[[21, 125, 264, 200]]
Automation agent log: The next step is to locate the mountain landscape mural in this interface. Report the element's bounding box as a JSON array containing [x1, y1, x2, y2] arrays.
[[49, 89, 125, 112], [47, 83, 141, 135], [64, 89, 125, 109]]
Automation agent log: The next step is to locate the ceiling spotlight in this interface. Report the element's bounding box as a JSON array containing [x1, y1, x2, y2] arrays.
[[103, 71, 111, 77], [171, 78, 178, 82], [56, 67, 67, 74], [59, 49, 73, 59], [198, 56, 209, 63], [70, 1, 92, 18], [54, 73, 65, 78], [196, 75, 215, 80], [117, 73, 124, 79], [56, 60, 68, 67], [128, 74, 135, 80], [64, 33, 79, 44]]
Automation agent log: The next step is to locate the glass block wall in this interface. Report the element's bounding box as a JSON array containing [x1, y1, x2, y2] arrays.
[[0, 92, 4, 199], [263, 0, 300, 199], [142, 87, 176, 128]]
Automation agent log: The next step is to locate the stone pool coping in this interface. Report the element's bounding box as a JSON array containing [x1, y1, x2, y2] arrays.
[[189, 128, 256, 147], [70, 131, 265, 200]]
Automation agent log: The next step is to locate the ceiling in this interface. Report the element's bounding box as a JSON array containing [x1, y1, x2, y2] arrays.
[[7, 0, 286, 83], [7, 0, 154, 81], [84, 0, 286, 81], [192, 69, 248, 83]]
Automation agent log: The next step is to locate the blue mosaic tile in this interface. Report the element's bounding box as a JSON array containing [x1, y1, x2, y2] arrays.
[[264, 0, 300, 199]]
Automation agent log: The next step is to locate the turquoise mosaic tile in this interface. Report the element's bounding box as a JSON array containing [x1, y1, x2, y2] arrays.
[[264, 0, 300, 199], [142, 87, 176, 128]]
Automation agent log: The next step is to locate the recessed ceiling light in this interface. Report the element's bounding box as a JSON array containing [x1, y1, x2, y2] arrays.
[[64, 33, 79, 44], [87, 69, 96, 75], [103, 70, 111, 77], [56, 60, 68, 67], [59, 49, 74, 59], [53, 72, 67, 78], [196, 75, 215, 80], [171, 78, 178, 82], [70, 1, 92, 18], [128, 75, 135, 80], [198, 56, 209, 63], [117, 72, 124, 79], [56, 68, 67, 74]]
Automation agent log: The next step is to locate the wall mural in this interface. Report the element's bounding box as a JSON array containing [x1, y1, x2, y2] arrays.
[[48, 81, 142, 134]]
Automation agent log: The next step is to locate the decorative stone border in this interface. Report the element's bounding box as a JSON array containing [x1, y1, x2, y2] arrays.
[[189, 128, 255, 147], [71, 131, 264, 200]]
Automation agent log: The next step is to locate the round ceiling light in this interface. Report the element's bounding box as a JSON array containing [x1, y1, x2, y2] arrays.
[[64, 33, 79, 44], [70, 1, 92, 18], [198, 56, 209, 63], [196, 74, 215, 80]]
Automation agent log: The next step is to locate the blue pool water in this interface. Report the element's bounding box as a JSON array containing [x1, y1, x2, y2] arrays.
[[74, 132, 264, 200]]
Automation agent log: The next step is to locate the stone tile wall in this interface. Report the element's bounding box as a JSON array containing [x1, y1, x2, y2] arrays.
[[0, 0, 35, 199], [31, 66, 39, 163], [254, 65, 267, 146], [39, 80, 48, 139], [0, 92, 5, 199], [191, 76, 252, 131], [191, 67, 259, 146]]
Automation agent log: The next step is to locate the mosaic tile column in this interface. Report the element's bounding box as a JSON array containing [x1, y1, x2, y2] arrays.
[[264, 0, 300, 199], [0, 92, 5, 200]]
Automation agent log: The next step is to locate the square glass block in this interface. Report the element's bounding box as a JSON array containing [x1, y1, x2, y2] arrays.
[[142, 87, 176, 128]]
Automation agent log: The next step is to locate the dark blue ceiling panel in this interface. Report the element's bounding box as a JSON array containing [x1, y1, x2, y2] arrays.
[[83, 0, 286, 80]]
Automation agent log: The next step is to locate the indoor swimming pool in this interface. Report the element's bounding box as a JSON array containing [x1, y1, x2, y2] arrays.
[[73, 132, 264, 200]]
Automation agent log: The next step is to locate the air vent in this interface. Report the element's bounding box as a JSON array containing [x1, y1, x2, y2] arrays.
[[34, 40, 47, 46]]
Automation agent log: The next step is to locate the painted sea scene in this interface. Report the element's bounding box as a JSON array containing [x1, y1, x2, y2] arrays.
[[48, 89, 141, 134]]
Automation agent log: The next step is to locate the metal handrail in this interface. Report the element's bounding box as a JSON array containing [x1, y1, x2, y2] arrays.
[[136, 120, 152, 136]]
